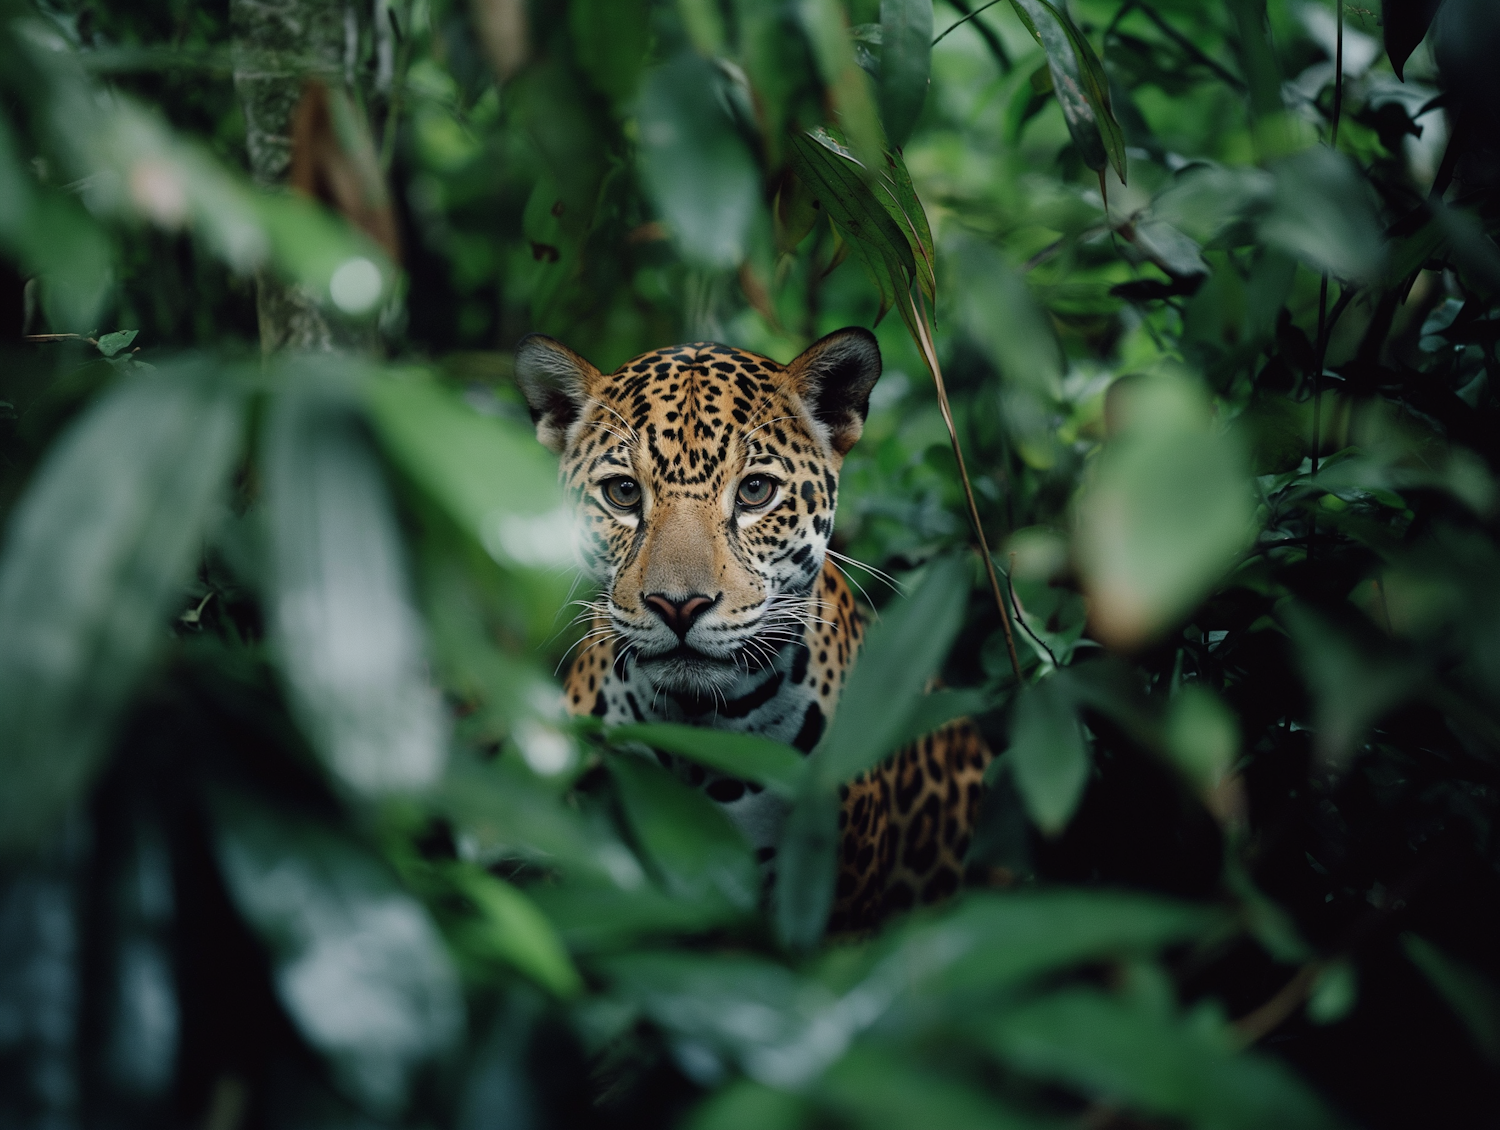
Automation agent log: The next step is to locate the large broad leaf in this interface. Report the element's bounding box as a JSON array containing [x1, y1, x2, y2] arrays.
[[211, 794, 462, 1117], [638, 54, 762, 268], [1262, 147, 1386, 282], [607, 754, 760, 911], [1010, 0, 1126, 184], [1073, 371, 1258, 649], [877, 0, 933, 149], [1383, 0, 1445, 80], [0, 363, 244, 856], [986, 989, 1342, 1130], [365, 375, 566, 569], [608, 722, 808, 797], [775, 557, 969, 950], [263, 366, 449, 795], [1008, 676, 1090, 835]]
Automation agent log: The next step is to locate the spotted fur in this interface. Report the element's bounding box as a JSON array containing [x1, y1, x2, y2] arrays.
[[516, 329, 992, 931]]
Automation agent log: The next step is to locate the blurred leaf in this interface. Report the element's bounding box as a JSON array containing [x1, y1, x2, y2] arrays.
[[1008, 676, 1089, 835], [1262, 148, 1386, 282], [1402, 932, 1500, 1063], [1074, 372, 1259, 648], [94, 329, 138, 358], [609, 722, 807, 797], [1164, 685, 1240, 791], [1281, 603, 1420, 768], [776, 557, 968, 949], [988, 989, 1341, 1129], [894, 687, 990, 749], [1307, 960, 1357, 1025], [438, 753, 647, 888], [818, 1044, 1063, 1130], [638, 54, 762, 269], [686, 1078, 811, 1130], [950, 238, 1062, 467], [263, 367, 449, 795], [1011, 0, 1126, 183], [571, 0, 649, 104], [877, 0, 933, 149], [677, 0, 728, 55], [607, 754, 760, 912], [1383, 0, 1445, 80], [0, 364, 243, 856], [796, 0, 886, 172], [366, 374, 566, 568], [212, 793, 463, 1117], [528, 877, 741, 950], [446, 863, 582, 998]]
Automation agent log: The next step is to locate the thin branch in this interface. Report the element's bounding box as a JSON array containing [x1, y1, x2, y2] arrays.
[[933, 0, 1009, 64], [908, 293, 1023, 682], [1126, 1, 1247, 92]]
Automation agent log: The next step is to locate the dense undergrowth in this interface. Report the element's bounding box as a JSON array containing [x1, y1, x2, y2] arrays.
[[3, 0, 1500, 1127]]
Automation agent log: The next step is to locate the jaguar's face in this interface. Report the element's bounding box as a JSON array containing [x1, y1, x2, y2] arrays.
[[516, 330, 881, 695]]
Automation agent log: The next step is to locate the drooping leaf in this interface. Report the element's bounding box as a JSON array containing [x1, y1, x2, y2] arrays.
[[795, 0, 886, 173], [986, 989, 1342, 1130], [1007, 676, 1089, 835], [877, 0, 933, 149], [608, 722, 807, 797], [211, 793, 463, 1117], [263, 365, 449, 795], [0, 363, 244, 856], [607, 754, 760, 911], [637, 54, 762, 268], [1010, 0, 1126, 183]]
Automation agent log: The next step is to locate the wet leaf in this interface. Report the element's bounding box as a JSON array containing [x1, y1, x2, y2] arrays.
[[0, 364, 243, 855]]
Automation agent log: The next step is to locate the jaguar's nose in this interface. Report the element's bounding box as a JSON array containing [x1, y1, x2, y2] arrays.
[[643, 593, 717, 639]]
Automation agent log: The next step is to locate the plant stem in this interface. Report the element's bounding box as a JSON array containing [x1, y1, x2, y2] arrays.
[[909, 293, 1024, 681]]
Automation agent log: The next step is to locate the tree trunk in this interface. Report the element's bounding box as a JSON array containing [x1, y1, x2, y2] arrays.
[[230, 0, 360, 353]]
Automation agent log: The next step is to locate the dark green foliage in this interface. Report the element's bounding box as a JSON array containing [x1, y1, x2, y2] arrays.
[[4, 0, 1500, 1128]]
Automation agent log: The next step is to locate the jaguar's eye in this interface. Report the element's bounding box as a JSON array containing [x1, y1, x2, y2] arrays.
[[602, 477, 641, 509], [736, 475, 777, 508]]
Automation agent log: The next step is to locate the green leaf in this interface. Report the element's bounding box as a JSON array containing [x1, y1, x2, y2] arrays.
[[1010, 0, 1125, 183], [445, 863, 583, 998], [1262, 148, 1386, 282], [1163, 684, 1240, 791], [211, 793, 462, 1117], [571, 0, 649, 103], [819, 1044, 1065, 1130], [1307, 959, 1357, 1025], [877, 0, 933, 149], [790, 128, 916, 326], [638, 54, 762, 268], [527, 877, 742, 950], [776, 557, 969, 949], [1008, 676, 1090, 835], [437, 752, 647, 888], [1402, 932, 1500, 1063], [1383, 0, 1445, 80], [795, 0, 886, 173], [815, 555, 970, 785], [1073, 371, 1259, 648], [986, 989, 1342, 1130], [893, 687, 990, 750], [94, 329, 139, 358], [608, 722, 807, 797], [676, 0, 728, 55], [263, 365, 449, 795], [686, 1078, 811, 1130], [0, 363, 243, 856], [608, 754, 760, 911], [365, 374, 565, 568]]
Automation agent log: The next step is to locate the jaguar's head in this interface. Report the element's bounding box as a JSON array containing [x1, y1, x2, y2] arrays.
[[516, 329, 881, 695]]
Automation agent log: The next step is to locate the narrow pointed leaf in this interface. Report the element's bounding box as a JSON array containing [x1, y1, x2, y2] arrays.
[[877, 0, 933, 148]]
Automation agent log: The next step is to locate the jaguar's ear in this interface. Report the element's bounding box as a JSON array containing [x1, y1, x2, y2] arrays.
[[786, 327, 883, 455], [514, 334, 601, 454]]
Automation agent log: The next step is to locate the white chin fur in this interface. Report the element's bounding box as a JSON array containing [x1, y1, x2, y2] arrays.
[[636, 652, 743, 694]]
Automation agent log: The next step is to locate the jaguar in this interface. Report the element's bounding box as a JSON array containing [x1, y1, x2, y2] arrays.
[[516, 328, 991, 930]]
